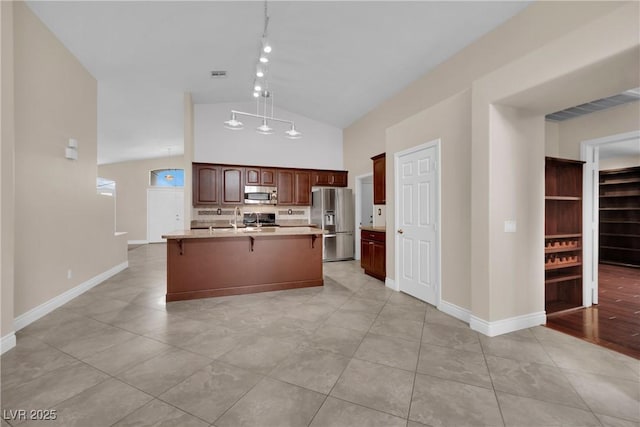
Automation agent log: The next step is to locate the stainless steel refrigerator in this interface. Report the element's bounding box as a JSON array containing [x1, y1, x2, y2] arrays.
[[311, 187, 354, 261]]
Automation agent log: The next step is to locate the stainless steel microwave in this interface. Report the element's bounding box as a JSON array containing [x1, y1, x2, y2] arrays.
[[244, 185, 277, 205]]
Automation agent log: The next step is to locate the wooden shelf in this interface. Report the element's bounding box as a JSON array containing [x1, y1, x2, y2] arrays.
[[600, 194, 640, 198], [600, 220, 640, 224], [601, 245, 640, 252], [600, 207, 640, 211], [546, 196, 581, 201], [545, 233, 581, 239], [545, 262, 582, 271], [600, 233, 640, 238], [545, 246, 581, 254], [545, 273, 582, 284], [599, 178, 640, 185]]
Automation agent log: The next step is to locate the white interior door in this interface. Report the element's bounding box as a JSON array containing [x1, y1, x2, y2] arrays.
[[148, 188, 184, 243], [396, 143, 439, 305]]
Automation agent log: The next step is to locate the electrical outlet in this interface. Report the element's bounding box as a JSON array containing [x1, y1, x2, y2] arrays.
[[67, 269, 72, 279]]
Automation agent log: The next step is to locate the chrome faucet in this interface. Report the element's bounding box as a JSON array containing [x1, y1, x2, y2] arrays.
[[230, 206, 240, 230]]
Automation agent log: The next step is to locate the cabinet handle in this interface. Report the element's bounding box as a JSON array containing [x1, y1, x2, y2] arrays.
[[397, 229, 404, 234]]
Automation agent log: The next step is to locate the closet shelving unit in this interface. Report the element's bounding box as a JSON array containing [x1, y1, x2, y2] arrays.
[[545, 157, 585, 314], [599, 166, 640, 268]]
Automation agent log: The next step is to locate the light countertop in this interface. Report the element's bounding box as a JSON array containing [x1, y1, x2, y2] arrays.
[[163, 226, 327, 240], [360, 225, 386, 232], [190, 220, 318, 229]]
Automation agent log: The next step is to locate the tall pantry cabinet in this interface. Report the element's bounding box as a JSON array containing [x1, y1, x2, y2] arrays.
[[545, 157, 585, 314]]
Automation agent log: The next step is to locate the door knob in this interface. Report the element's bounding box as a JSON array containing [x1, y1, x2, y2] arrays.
[[397, 229, 404, 234]]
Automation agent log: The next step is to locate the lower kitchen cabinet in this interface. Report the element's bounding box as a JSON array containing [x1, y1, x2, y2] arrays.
[[361, 229, 385, 281]]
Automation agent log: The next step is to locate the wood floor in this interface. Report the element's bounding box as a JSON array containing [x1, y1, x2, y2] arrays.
[[547, 264, 640, 359]]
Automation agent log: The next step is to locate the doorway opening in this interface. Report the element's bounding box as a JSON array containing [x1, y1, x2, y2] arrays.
[[355, 173, 373, 260]]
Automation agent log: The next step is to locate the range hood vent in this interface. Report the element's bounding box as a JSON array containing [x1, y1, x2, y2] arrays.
[[546, 88, 640, 122]]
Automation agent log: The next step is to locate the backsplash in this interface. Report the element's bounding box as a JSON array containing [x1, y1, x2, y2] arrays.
[[192, 205, 309, 223]]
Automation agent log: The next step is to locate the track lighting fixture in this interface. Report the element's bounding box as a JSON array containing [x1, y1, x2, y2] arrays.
[[222, 1, 302, 139]]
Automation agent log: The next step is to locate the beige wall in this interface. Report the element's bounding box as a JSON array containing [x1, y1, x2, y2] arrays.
[[470, 2, 638, 322], [600, 154, 640, 170], [386, 91, 472, 309], [344, 1, 625, 189], [13, 3, 127, 317], [344, 1, 638, 327], [1, 1, 15, 339], [545, 121, 560, 158], [99, 156, 185, 242], [555, 102, 640, 160], [183, 93, 194, 226]]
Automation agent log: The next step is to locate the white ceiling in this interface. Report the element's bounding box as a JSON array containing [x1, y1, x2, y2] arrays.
[[27, 1, 530, 164]]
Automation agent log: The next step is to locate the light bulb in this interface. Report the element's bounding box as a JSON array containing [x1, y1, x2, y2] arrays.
[[253, 92, 259, 98], [256, 119, 274, 135], [262, 38, 272, 54], [223, 113, 243, 130], [256, 69, 264, 78], [285, 124, 302, 139], [259, 56, 269, 63], [254, 84, 261, 91]]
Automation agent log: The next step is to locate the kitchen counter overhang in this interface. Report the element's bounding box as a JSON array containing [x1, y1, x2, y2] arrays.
[[162, 227, 326, 301]]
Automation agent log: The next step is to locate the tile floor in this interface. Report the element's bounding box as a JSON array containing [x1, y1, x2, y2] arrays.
[[1, 244, 639, 427]]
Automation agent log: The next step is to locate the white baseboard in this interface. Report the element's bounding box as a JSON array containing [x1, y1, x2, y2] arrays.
[[470, 311, 546, 337], [438, 300, 471, 324], [1, 332, 16, 355], [127, 240, 148, 245], [385, 277, 398, 291], [14, 261, 129, 331]]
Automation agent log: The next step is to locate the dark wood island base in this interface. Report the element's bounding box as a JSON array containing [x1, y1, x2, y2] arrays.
[[164, 229, 324, 302]]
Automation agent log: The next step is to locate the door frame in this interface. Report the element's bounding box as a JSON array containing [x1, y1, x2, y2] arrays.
[[394, 138, 442, 305], [580, 130, 640, 307], [354, 172, 373, 260], [146, 187, 185, 243]]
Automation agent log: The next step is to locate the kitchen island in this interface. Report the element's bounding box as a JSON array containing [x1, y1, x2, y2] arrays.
[[162, 227, 326, 301]]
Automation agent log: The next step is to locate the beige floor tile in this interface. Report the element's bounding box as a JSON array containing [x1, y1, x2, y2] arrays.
[[330, 358, 414, 418], [306, 324, 367, 357], [159, 362, 262, 423], [215, 377, 325, 427], [1, 361, 109, 413], [409, 373, 503, 427], [117, 348, 212, 396], [324, 309, 378, 333], [354, 333, 420, 371], [270, 346, 350, 394], [424, 305, 469, 329], [81, 335, 172, 375], [417, 343, 492, 389], [0, 336, 76, 389], [217, 336, 298, 374], [486, 355, 589, 410], [421, 322, 482, 352], [58, 325, 138, 359], [340, 297, 386, 314], [564, 370, 640, 422], [20, 378, 152, 427], [310, 396, 406, 427], [497, 392, 601, 427], [112, 399, 209, 427], [595, 413, 640, 427], [369, 315, 423, 342], [479, 332, 554, 365]]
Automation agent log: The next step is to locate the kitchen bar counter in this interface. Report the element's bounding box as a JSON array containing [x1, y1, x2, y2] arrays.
[[360, 225, 386, 232], [162, 227, 325, 301], [190, 221, 319, 229]]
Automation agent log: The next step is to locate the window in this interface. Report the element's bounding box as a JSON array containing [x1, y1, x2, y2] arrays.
[[97, 177, 116, 196], [150, 169, 184, 187]]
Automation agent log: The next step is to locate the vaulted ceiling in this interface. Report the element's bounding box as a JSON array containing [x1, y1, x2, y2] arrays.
[[27, 1, 531, 164]]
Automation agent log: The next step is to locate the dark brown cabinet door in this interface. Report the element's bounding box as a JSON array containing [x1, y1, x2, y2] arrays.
[[312, 171, 331, 186], [294, 170, 311, 205], [372, 153, 385, 204], [261, 168, 276, 186], [245, 168, 260, 185], [277, 170, 295, 205], [361, 229, 385, 280], [222, 167, 244, 204], [193, 164, 219, 205], [331, 171, 348, 187], [361, 240, 372, 270]]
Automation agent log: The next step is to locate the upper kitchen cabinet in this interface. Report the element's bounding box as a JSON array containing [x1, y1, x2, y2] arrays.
[[245, 167, 276, 186], [221, 167, 244, 205], [277, 169, 295, 205], [277, 169, 311, 206], [372, 153, 386, 204], [311, 170, 348, 187], [193, 163, 219, 205], [295, 170, 311, 205]]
